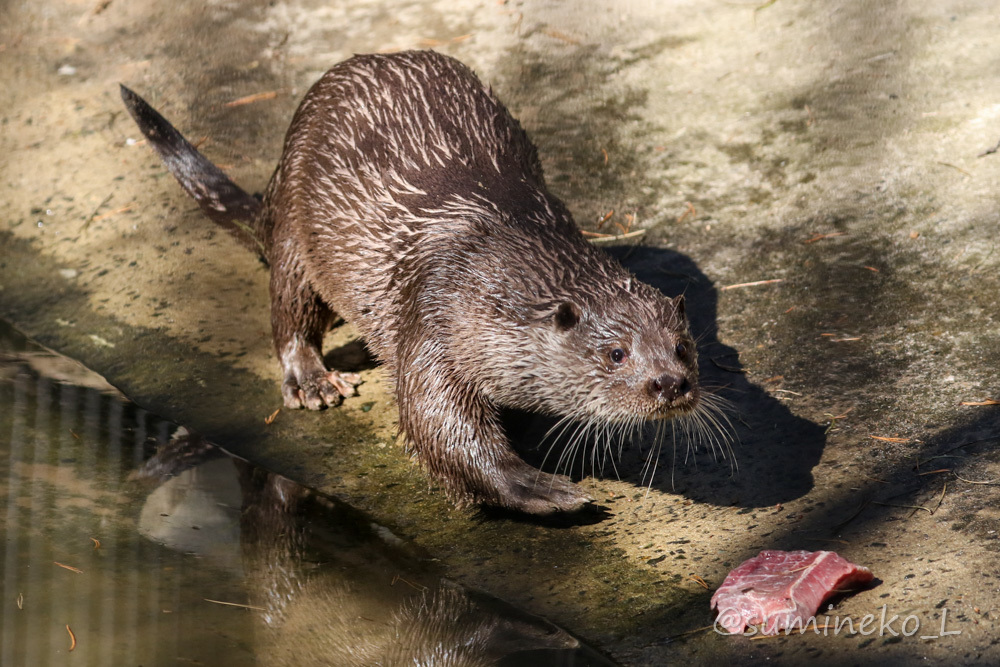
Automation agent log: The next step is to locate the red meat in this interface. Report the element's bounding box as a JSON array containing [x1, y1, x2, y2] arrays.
[[711, 550, 874, 635]]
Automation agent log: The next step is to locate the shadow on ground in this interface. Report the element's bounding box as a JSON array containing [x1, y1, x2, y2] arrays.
[[509, 244, 827, 511]]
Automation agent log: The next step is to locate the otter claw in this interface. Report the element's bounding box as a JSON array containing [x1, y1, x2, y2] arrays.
[[328, 371, 362, 398], [282, 369, 362, 410]]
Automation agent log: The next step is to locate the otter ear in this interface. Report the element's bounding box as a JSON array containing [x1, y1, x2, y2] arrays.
[[527, 300, 582, 330], [671, 294, 686, 320], [552, 301, 581, 331]]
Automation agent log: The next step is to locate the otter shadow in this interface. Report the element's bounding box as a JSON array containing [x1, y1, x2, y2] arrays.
[[323, 338, 378, 374], [508, 245, 826, 510]]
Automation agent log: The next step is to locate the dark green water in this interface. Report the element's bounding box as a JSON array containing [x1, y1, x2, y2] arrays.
[[0, 320, 613, 666], [0, 322, 256, 665]]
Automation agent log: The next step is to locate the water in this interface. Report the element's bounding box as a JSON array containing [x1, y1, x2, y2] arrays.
[[0, 320, 613, 666]]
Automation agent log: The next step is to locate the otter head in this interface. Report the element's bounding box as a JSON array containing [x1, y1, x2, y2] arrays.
[[528, 277, 699, 424]]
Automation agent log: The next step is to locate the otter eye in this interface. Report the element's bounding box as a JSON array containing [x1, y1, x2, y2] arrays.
[[610, 348, 628, 364], [675, 342, 687, 357]]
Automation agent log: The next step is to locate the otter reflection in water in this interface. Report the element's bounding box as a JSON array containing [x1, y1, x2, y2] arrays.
[[135, 429, 615, 666]]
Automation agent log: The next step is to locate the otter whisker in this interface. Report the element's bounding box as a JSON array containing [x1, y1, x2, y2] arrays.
[[575, 419, 594, 481], [638, 420, 661, 489], [670, 418, 679, 489], [640, 416, 665, 498], [590, 425, 604, 477], [539, 413, 578, 447], [569, 418, 597, 480], [695, 409, 724, 461], [604, 425, 623, 481], [538, 414, 581, 474], [693, 392, 739, 472], [594, 421, 608, 476], [642, 424, 665, 503], [680, 415, 697, 467], [552, 420, 586, 480]]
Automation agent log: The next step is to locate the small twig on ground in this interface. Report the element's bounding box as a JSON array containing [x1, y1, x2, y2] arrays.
[[665, 625, 716, 641], [831, 499, 871, 533], [930, 483, 947, 514], [54, 562, 83, 574], [870, 435, 909, 443], [859, 474, 889, 484], [615, 213, 634, 235], [225, 91, 279, 107], [204, 599, 266, 611], [977, 138, 1000, 157], [720, 278, 783, 290], [914, 436, 1000, 468], [542, 28, 581, 44], [91, 204, 134, 223], [953, 472, 1000, 485], [936, 161, 972, 177], [585, 229, 647, 244], [754, 0, 779, 17], [803, 232, 846, 244], [82, 193, 114, 230], [711, 358, 744, 373], [678, 201, 697, 223], [872, 501, 932, 514], [418, 34, 472, 48], [390, 574, 428, 593], [805, 537, 850, 545]]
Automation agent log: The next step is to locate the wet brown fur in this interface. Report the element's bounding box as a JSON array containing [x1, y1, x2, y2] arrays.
[[121, 50, 700, 515]]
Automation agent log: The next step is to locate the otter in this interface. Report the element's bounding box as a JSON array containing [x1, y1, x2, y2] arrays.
[[120, 50, 700, 515]]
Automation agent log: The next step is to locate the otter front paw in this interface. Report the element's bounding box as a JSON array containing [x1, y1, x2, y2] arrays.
[[282, 369, 362, 410], [493, 463, 594, 515]]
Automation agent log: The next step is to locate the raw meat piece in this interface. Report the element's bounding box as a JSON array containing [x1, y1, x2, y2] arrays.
[[711, 550, 874, 634]]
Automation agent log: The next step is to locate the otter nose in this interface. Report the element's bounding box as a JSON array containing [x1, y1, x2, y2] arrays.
[[649, 374, 691, 404]]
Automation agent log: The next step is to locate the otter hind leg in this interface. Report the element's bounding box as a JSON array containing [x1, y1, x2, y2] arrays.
[[269, 244, 360, 410]]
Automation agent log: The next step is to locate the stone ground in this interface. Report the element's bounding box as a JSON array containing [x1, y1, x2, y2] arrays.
[[2, 0, 1000, 664]]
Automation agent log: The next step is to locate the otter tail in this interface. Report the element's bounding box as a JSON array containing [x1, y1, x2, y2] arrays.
[[119, 84, 268, 261]]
